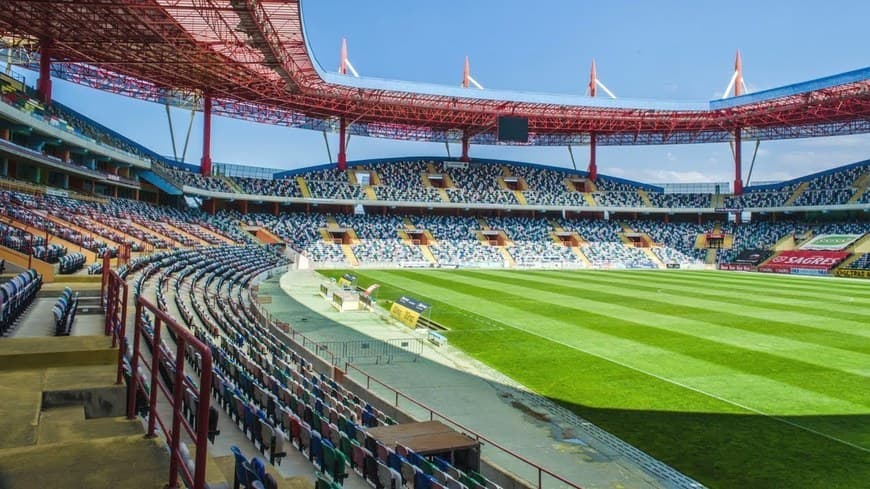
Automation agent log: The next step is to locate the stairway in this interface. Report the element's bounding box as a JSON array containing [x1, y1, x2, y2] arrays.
[[783, 181, 810, 206], [219, 176, 243, 193], [572, 246, 591, 266], [477, 217, 491, 230], [706, 248, 718, 265], [512, 190, 527, 205], [437, 188, 451, 202], [295, 176, 312, 198], [711, 193, 725, 208], [637, 189, 653, 207], [2, 216, 98, 264], [0, 336, 173, 489], [363, 186, 378, 200], [642, 248, 665, 269], [583, 193, 597, 206], [498, 247, 516, 267], [403, 217, 416, 230], [341, 244, 360, 266], [419, 245, 438, 264]]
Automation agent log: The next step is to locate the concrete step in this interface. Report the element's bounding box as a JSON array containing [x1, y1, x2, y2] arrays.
[[0, 336, 115, 370], [0, 434, 169, 489], [37, 406, 143, 445]]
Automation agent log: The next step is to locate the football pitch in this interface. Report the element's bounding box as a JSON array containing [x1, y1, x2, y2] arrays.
[[320, 269, 870, 489]]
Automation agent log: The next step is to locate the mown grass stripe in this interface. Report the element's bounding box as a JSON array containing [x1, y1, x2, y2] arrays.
[[324, 269, 870, 489], [561, 270, 870, 320], [376, 270, 870, 416], [630, 269, 870, 298], [416, 270, 870, 408], [519, 270, 870, 352]]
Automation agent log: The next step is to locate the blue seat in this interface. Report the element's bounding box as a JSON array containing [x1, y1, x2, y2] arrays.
[[230, 445, 249, 489]]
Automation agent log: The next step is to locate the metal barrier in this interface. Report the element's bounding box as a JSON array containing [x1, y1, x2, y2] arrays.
[[318, 337, 423, 364], [103, 268, 128, 384], [127, 296, 213, 489], [343, 362, 582, 489]]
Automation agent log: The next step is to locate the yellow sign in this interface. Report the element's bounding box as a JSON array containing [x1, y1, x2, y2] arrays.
[[836, 269, 870, 279], [390, 303, 421, 328]]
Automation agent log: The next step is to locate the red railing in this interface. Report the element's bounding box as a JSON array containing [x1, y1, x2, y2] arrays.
[[103, 268, 128, 384], [343, 362, 582, 489], [127, 296, 213, 489]]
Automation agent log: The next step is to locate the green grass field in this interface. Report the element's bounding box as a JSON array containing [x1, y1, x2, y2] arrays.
[[321, 269, 870, 489]]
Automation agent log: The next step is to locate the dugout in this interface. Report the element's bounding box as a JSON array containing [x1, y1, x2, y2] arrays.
[[366, 421, 481, 472]]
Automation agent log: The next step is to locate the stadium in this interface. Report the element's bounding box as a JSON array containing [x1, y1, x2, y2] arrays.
[[0, 1, 867, 489]]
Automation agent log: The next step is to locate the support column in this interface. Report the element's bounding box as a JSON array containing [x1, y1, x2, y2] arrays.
[[588, 133, 598, 180], [240, 200, 248, 215], [1, 128, 9, 140], [587, 60, 598, 181], [733, 127, 743, 195], [460, 132, 470, 162], [200, 95, 213, 177], [337, 117, 347, 171], [731, 51, 744, 195], [37, 41, 52, 104], [273, 202, 279, 216]]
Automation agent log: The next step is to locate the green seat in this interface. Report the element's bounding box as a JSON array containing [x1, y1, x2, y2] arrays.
[[323, 445, 336, 478], [333, 450, 349, 484]]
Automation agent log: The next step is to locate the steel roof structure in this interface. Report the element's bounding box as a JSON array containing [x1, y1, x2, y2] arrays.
[[1, 0, 869, 147]]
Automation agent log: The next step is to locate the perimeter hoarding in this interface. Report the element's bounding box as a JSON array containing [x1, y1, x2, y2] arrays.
[[758, 250, 849, 274]]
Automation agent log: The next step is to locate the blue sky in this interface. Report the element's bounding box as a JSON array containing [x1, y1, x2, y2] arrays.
[[13, 0, 870, 184]]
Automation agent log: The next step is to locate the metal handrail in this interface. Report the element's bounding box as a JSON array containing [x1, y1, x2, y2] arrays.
[[127, 296, 213, 489]]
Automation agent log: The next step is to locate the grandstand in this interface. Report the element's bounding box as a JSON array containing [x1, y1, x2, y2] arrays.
[[0, 2, 868, 489]]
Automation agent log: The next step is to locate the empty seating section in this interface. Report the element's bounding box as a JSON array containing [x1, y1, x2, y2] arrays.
[[439, 162, 517, 205], [58, 252, 86, 274], [626, 220, 707, 262], [0, 78, 153, 170], [848, 254, 870, 269], [236, 176, 302, 197], [53, 287, 78, 335], [125, 245, 505, 489], [412, 215, 503, 266], [0, 269, 41, 336], [487, 217, 579, 265], [339, 215, 425, 264], [0, 191, 118, 257], [792, 163, 868, 206], [723, 185, 796, 208], [584, 242, 657, 268], [160, 166, 235, 193], [244, 213, 344, 264], [647, 193, 710, 208], [595, 191, 643, 207]]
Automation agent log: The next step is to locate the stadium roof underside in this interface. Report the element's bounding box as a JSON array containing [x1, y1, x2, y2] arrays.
[[0, 0, 869, 146]]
